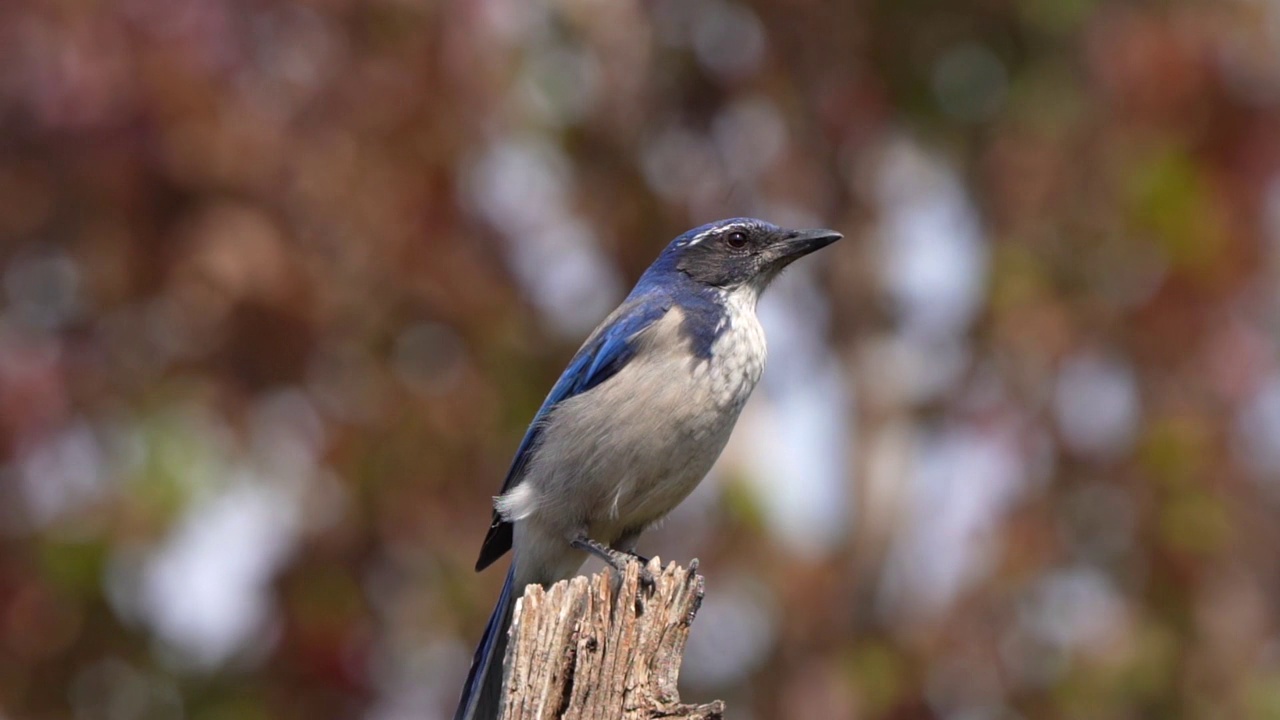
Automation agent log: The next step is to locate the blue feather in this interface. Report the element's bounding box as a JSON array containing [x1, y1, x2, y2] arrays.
[[453, 565, 516, 720], [474, 294, 672, 571]]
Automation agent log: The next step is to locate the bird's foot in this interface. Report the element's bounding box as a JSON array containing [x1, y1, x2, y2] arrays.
[[571, 536, 656, 592]]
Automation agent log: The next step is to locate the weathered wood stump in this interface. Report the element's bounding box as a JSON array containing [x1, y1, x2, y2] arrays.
[[500, 558, 725, 720]]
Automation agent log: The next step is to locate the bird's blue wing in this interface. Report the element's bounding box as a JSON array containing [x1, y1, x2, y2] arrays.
[[474, 296, 672, 571]]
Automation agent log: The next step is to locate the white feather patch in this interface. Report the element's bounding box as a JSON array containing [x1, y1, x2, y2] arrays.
[[686, 221, 753, 247]]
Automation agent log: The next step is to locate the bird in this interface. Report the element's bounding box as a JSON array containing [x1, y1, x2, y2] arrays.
[[453, 217, 841, 720]]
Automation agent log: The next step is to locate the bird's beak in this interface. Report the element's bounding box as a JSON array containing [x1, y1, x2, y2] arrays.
[[768, 228, 843, 268]]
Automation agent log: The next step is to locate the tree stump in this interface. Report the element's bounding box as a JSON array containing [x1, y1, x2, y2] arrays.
[[500, 558, 725, 720]]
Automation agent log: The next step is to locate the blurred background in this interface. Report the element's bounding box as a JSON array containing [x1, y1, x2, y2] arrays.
[[2, 0, 1280, 718]]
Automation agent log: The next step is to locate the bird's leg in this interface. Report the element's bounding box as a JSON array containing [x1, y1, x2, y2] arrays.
[[610, 529, 649, 566], [571, 535, 655, 591]]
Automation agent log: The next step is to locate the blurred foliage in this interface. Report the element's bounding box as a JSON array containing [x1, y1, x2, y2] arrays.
[[2, 0, 1280, 719]]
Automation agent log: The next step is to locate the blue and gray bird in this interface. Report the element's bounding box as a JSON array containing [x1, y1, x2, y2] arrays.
[[454, 218, 841, 720]]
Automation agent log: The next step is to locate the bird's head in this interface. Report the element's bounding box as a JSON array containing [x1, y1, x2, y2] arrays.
[[653, 218, 842, 296]]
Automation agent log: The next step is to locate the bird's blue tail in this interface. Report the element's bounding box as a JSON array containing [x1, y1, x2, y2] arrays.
[[453, 565, 517, 720]]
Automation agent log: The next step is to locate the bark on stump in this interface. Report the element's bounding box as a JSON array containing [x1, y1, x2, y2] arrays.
[[500, 558, 725, 720]]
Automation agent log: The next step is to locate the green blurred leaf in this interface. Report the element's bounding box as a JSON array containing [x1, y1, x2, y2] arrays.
[[847, 642, 908, 717], [1246, 671, 1280, 720], [1124, 145, 1229, 277], [38, 540, 107, 597], [720, 475, 767, 532]]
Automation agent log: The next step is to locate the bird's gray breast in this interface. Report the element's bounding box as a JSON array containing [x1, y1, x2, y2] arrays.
[[503, 301, 767, 539]]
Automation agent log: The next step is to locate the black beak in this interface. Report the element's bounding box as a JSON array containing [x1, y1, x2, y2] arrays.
[[771, 228, 843, 266]]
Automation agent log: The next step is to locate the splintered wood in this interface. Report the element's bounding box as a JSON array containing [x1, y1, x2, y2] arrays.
[[500, 559, 725, 720]]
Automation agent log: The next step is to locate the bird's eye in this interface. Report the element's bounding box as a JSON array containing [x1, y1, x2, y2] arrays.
[[725, 231, 748, 249]]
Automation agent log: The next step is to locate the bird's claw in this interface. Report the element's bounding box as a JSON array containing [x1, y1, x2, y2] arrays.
[[624, 551, 656, 592], [636, 564, 656, 594], [571, 536, 656, 594]]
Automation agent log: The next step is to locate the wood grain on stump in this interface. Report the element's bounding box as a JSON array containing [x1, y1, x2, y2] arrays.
[[500, 559, 725, 720]]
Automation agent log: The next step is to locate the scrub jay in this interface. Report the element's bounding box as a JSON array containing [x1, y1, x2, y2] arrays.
[[454, 218, 841, 720]]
